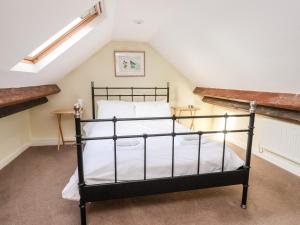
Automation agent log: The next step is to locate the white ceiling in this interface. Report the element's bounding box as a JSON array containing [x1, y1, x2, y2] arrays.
[[149, 0, 300, 93], [1, 0, 300, 93]]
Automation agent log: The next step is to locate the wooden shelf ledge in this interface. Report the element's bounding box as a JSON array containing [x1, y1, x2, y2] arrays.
[[0, 84, 60, 108], [194, 87, 300, 112], [0, 98, 48, 118], [202, 97, 300, 124], [0, 84, 60, 117]]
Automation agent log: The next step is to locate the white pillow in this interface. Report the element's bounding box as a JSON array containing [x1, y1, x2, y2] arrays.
[[97, 100, 135, 119], [134, 101, 171, 118]]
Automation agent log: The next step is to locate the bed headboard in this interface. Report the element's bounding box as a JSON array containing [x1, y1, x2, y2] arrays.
[[91, 81, 170, 119]]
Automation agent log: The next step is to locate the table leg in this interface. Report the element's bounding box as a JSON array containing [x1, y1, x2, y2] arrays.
[[57, 114, 64, 151], [178, 110, 182, 124], [57, 115, 60, 151], [190, 110, 196, 130], [173, 108, 178, 122]]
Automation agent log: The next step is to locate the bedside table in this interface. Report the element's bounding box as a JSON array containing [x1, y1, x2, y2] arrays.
[[52, 109, 83, 150], [171, 106, 200, 130]]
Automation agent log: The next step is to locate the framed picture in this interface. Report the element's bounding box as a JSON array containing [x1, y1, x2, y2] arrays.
[[114, 51, 145, 77]]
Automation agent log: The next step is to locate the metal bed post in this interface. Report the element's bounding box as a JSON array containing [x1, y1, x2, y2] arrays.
[[221, 113, 228, 172], [74, 104, 87, 225], [171, 114, 176, 177], [91, 81, 95, 119], [241, 101, 256, 209], [197, 132, 202, 175], [143, 134, 148, 180], [106, 87, 109, 100], [167, 82, 170, 103], [113, 116, 118, 183]]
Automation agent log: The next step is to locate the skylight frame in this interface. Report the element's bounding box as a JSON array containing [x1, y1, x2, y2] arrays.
[[22, 3, 101, 64]]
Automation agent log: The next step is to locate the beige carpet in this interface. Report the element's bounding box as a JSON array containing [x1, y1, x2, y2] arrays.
[[0, 145, 299, 225]]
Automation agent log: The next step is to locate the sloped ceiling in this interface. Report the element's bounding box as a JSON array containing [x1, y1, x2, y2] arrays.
[[1, 0, 300, 93], [149, 0, 300, 93]]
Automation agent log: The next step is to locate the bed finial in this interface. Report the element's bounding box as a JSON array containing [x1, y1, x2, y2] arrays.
[[249, 101, 256, 113], [74, 103, 82, 118], [167, 82, 170, 87]]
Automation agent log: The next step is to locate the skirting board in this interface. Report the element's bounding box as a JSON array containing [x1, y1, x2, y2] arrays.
[[31, 137, 75, 146], [0, 143, 30, 170], [0, 137, 74, 170], [229, 138, 300, 177], [254, 149, 300, 177]]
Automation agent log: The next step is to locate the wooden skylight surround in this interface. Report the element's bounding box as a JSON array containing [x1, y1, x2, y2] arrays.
[[22, 3, 101, 64]]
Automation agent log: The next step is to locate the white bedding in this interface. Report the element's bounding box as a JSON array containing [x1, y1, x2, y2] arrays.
[[62, 120, 244, 201]]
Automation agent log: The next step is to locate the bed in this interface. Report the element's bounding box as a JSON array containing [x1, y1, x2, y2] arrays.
[[64, 82, 256, 225]]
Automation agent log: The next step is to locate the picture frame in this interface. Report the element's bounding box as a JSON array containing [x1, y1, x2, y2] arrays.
[[114, 51, 145, 77]]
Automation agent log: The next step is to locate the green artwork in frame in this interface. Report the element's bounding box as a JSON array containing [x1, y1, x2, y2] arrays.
[[114, 51, 145, 77]]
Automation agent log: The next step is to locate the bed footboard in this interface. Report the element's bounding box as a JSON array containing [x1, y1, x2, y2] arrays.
[[81, 169, 248, 202]]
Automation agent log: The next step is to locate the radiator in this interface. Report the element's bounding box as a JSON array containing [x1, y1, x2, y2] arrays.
[[258, 119, 300, 165]]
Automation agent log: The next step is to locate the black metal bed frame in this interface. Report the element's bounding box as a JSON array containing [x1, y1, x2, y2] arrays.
[[73, 82, 256, 225]]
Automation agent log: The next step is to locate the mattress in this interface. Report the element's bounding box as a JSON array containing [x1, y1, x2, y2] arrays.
[[62, 120, 244, 201]]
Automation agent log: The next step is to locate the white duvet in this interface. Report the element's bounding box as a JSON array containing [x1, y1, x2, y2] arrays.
[[62, 120, 244, 201]]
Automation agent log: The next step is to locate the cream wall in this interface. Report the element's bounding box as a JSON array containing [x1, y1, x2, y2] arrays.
[[211, 105, 300, 176], [0, 110, 31, 169], [30, 41, 213, 144]]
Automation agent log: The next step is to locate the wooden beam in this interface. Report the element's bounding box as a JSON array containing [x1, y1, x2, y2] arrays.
[[0, 84, 60, 108], [194, 87, 300, 111], [0, 97, 48, 118], [202, 96, 300, 124]]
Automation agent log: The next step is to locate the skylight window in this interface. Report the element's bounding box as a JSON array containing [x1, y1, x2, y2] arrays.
[[23, 3, 101, 64], [11, 2, 103, 73]]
